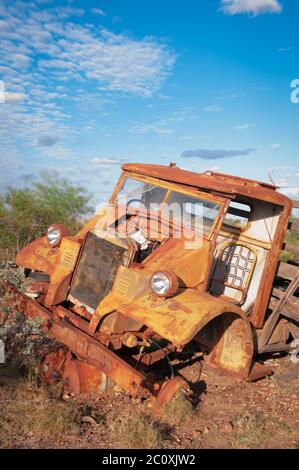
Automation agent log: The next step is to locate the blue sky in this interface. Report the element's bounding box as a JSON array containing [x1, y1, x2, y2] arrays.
[[0, 0, 298, 206]]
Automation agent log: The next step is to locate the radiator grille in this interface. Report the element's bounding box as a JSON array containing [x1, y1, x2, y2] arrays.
[[69, 232, 127, 311]]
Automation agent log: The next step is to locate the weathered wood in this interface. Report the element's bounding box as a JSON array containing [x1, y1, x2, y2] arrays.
[[269, 297, 299, 322], [259, 272, 299, 348], [283, 243, 299, 257], [288, 220, 299, 233], [284, 298, 299, 320], [281, 309, 299, 322], [271, 287, 285, 299], [287, 322, 299, 337], [277, 262, 299, 280], [261, 342, 292, 353]]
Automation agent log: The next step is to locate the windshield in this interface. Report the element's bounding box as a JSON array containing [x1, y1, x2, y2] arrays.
[[116, 178, 167, 210], [115, 177, 221, 236], [163, 191, 220, 236]]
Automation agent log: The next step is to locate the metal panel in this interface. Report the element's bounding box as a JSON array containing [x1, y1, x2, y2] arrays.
[[69, 232, 126, 311]]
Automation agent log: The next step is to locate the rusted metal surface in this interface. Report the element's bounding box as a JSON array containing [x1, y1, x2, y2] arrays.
[[13, 163, 298, 404], [156, 376, 190, 407], [133, 344, 176, 366], [41, 349, 113, 394], [25, 280, 49, 298], [6, 283, 147, 396], [16, 236, 59, 274], [121, 164, 290, 206], [246, 361, 273, 382], [116, 167, 293, 330], [69, 232, 127, 311], [45, 237, 82, 307], [145, 237, 212, 288]]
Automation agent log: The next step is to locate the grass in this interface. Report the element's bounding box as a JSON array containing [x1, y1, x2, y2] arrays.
[[0, 372, 80, 443], [280, 219, 299, 262], [20, 400, 79, 439], [229, 410, 267, 449], [229, 409, 298, 449], [161, 391, 194, 426], [109, 409, 167, 449]]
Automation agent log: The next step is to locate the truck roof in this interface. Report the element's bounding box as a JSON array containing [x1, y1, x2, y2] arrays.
[[122, 163, 292, 208]]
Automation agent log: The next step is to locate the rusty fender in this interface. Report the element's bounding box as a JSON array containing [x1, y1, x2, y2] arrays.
[[119, 289, 254, 379]]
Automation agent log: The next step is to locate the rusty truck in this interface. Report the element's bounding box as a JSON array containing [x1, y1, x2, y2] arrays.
[[10, 163, 299, 404]]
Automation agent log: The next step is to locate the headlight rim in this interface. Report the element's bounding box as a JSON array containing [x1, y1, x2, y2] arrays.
[[150, 269, 179, 298], [46, 224, 68, 247]]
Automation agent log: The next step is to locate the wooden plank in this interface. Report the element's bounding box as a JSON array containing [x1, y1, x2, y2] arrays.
[[269, 297, 299, 322], [277, 262, 299, 280], [291, 199, 299, 209], [260, 272, 299, 348], [284, 298, 299, 318], [288, 220, 299, 233], [283, 243, 299, 256], [271, 287, 285, 299], [281, 307, 299, 323], [287, 322, 299, 338], [261, 343, 292, 353]]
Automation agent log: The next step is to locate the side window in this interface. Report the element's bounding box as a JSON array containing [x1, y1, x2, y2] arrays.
[[224, 201, 252, 229]]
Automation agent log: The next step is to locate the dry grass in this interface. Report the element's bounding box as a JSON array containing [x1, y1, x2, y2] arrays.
[[109, 409, 166, 449], [229, 410, 267, 449], [20, 400, 78, 438], [229, 409, 298, 449], [161, 391, 194, 426], [0, 371, 80, 445]]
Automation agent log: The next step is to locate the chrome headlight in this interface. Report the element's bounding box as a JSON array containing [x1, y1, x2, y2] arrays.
[[150, 270, 179, 298], [46, 224, 68, 247]]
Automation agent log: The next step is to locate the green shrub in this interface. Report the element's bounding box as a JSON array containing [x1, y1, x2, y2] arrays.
[[0, 173, 93, 261]]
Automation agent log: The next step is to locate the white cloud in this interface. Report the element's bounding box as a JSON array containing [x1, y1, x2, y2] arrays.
[[279, 187, 299, 197], [130, 123, 174, 135], [91, 8, 106, 17], [277, 47, 291, 53], [0, 2, 177, 187], [220, 0, 283, 16], [179, 135, 209, 141], [214, 89, 247, 100], [204, 105, 222, 112], [235, 122, 255, 130], [54, 7, 85, 19], [269, 143, 281, 149], [2, 91, 26, 103], [0, 4, 176, 98], [129, 109, 197, 136], [269, 166, 295, 170], [91, 157, 125, 167]]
